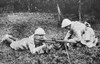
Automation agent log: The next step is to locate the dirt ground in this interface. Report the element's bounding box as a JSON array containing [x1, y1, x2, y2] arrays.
[[0, 12, 100, 64]]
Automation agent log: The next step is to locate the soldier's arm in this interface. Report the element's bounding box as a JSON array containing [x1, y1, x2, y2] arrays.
[[29, 40, 46, 54], [63, 30, 78, 43], [64, 30, 71, 40], [63, 38, 78, 43], [28, 41, 36, 54], [76, 31, 86, 44]]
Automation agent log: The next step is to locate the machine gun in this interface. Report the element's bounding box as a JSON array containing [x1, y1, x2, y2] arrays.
[[35, 38, 71, 44], [35, 38, 72, 49], [36, 38, 71, 64]]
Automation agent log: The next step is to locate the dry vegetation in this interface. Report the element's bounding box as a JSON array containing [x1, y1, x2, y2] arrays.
[[0, 13, 100, 64]]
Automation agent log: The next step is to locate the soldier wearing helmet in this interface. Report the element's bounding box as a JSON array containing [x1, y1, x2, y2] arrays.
[[30, 27, 47, 54], [61, 19, 87, 46], [2, 27, 47, 54], [61, 19, 98, 48]]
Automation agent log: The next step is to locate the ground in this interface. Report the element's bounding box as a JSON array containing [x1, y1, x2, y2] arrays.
[[0, 12, 100, 64]]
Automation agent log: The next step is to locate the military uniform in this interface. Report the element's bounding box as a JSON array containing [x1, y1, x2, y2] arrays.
[[82, 27, 98, 48], [62, 19, 98, 48], [64, 21, 86, 44]]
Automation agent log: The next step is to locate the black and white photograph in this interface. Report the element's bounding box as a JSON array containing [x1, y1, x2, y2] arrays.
[[0, 0, 100, 64]]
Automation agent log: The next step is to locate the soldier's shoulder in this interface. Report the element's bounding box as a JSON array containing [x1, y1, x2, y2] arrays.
[[72, 21, 85, 27]]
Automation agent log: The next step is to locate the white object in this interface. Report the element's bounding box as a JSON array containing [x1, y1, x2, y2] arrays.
[[82, 27, 98, 48], [34, 27, 45, 34], [61, 19, 72, 28], [2, 34, 13, 41], [84, 21, 91, 27], [67, 43, 70, 47]]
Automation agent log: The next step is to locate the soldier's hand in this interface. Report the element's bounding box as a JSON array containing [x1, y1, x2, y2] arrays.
[[43, 43, 47, 47], [46, 44, 54, 49], [31, 49, 36, 54]]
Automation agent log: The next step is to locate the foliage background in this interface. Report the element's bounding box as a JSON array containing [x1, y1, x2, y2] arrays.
[[0, 0, 100, 64], [0, 0, 100, 19]]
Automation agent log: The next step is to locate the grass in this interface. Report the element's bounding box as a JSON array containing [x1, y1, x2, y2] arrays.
[[0, 12, 100, 64]]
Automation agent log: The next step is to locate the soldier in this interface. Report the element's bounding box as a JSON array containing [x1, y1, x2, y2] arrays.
[[61, 19, 86, 45], [61, 19, 98, 48], [30, 27, 47, 54], [1, 27, 48, 54]]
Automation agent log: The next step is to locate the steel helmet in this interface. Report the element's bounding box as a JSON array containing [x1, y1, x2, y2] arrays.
[[34, 27, 45, 35], [61, 19, 72, 28]]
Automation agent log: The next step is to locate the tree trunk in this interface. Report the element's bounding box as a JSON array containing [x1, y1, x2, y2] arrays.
[[27, 0, 30, 12], [57, 3, 63, 27], [79, 0, 82, 22]]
